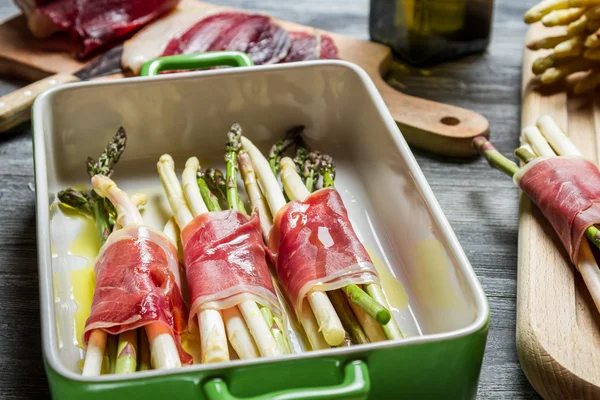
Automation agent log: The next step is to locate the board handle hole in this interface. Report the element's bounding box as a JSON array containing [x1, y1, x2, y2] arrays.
[[441, 116, 460, 126]]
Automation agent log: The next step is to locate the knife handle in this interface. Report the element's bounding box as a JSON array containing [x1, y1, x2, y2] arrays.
[[0, 73, 80, 133]]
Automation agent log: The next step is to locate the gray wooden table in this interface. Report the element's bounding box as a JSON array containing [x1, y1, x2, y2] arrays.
[[0, 0, 540, 398]]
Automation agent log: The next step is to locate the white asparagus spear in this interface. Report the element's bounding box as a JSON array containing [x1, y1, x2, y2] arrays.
[[241, 137, 346, 347], [157, 155, 230, 363], [182, 157, 281, 358], [238, 150, 329, 350], [92, 175, 182, 370], [523, 126, 556, 157], [82, 330, 107, 376], [537, 115, 583, 157]]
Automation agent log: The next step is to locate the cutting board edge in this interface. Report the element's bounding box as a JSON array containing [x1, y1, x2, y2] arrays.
[[517, 23, 600, 399]]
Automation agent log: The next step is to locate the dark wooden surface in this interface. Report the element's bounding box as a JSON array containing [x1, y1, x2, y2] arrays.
[[0, 0, 539, 399]]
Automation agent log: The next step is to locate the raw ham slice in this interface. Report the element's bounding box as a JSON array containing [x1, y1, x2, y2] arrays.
[[15, 0, 181, 57], [161, 12, 290, 65], [181, 210, 280, 328], [515, 156, 600, 265], [269, 188, 379, 318], [283, 31, 339, 62], [83, 224, 192, 365]]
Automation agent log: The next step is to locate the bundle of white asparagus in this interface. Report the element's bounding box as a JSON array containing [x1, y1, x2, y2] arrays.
[[525, 0, 600, 92]]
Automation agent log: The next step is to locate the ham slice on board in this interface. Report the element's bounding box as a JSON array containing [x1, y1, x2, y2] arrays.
[[515, 156, 600, 265], [83, 224, 192, 365], [283, 31, 339, 62], [15, 0, 181, 57], [268, 188, 379, 318], [122, 0, 339, 74], [181, 210, 280, 329]]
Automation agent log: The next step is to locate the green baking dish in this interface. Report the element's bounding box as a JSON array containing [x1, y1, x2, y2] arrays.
[[33, 52, 489, 399]]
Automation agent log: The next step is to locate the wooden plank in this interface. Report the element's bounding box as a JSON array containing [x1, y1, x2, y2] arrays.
[[518, 21, 600, 400]]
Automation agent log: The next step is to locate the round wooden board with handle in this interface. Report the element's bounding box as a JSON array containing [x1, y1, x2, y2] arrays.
[[0, 3, 488, 156], [518, 21, 600, 400]]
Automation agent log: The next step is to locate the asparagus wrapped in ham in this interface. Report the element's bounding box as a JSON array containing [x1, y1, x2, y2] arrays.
[[474, 115, 600, 314], [84, 175, 191, 375], [241, 131, 401, 347], [157, 127, 288, 361]]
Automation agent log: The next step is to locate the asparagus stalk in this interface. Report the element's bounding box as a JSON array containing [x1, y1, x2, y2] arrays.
[[138, 329, 151, 371], [197, 172, 222, 212], [348, 301, 386, 342], [205, 168, 246, 214], [269, 125, 304, 175], [238, 152, 273, 240], [514, 147, 536, 164], [225, 125, 285, 357], [293, 147, 322, 193]]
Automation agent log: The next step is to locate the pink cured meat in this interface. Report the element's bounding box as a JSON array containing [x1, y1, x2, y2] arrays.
[[83, 225, 192, 365], [269, 188, 379, 317], [162, 12, 291, 65], [517, 156, 600, 265], [29, 0, 181, 57], [181, 210, 280, 326], [283, 31, 339, 62]]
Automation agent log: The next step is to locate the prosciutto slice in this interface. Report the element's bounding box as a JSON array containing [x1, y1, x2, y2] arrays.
[[269, 188, 379, 318], [181, 210, 280, 327], [83, 224, 192, 364], [283, 31, 339, 62], [15, 0, 180, 57], [161, 12, 290, 65], [515, 156, 600, 265]]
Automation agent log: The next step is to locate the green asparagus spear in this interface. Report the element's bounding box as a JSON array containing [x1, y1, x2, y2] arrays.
[[319, 154, 336, 189], [225, 123, 244, 212], [342, 284, 391, 325], [269, 125, 304, 175], [260, 307, 291, 354], [57, 188, 93, 214], [294, 147, 322, 193], [115, 329, 138, 374], [197, 172, 222, 212], [137, 329, 151, 371]]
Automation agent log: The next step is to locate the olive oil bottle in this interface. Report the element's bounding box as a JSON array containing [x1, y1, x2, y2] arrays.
[[370, 0, 494, 65]]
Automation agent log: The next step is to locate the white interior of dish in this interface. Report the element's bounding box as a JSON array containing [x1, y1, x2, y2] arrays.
[[34, 61, 487, 377]]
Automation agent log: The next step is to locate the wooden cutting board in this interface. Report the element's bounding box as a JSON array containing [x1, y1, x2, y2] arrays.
[[0, 2, 488, 156], [519, 22, 600, 400]]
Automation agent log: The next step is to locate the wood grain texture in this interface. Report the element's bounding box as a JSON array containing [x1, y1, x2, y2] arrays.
[[0, 0, 540, 399], [518, 21, 600, 400]]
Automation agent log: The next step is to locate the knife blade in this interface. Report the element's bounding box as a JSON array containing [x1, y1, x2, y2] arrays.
[[0, 43, 125, 133]]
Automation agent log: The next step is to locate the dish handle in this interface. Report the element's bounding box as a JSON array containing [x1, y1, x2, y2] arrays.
[[203, 360, 370, 400], [139, 51, 254, 76]]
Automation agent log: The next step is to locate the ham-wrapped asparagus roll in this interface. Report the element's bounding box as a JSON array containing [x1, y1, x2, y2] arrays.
[[181, 211, 281, 320], [84, 175, 192, 369], [268, 188, 379, 319]]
